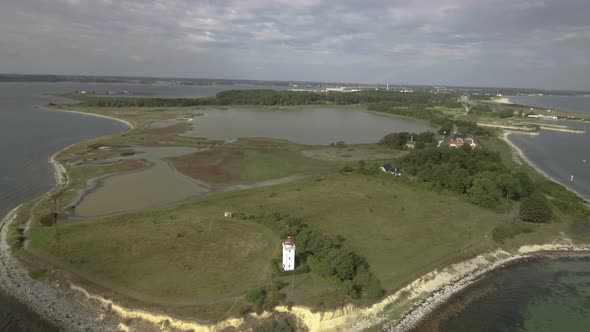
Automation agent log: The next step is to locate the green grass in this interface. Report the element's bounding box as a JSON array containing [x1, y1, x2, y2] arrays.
[[169, 144, 333, 186], [32, 172, 511, 315], [29, 226, 57, 251], [34, 209, 278, 306], [479, 136, 516, 168], [27, 102, 589, 324], [204, 173, 506, 291], [28, 269, 48, 280]]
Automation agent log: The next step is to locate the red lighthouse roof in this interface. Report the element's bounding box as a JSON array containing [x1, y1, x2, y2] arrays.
[[284, 236, 294, 245]]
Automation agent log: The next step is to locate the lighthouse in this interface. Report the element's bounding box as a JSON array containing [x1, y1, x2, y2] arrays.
[[282, 236, 296, 271]]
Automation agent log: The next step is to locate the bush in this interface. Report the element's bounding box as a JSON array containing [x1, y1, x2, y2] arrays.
[[252, 316, 297, 332], [335, 141, 347, 148], [520, 193, 552, 223], [492, 224, 533, 243], [39, 212, 57, 226], [245, 288, 266, 308]]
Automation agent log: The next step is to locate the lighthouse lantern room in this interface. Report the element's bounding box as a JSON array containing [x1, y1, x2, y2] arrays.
[[282, 236, 296, 271]]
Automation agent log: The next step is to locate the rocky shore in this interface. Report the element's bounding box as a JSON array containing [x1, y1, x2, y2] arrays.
[[0, 207, 117, 332], [382, 246, 590, 331], [0, 110, 129, 331]]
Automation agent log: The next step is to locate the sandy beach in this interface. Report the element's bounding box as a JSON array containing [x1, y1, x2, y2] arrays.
[[492, 97, 513, 104], [39, 105, 136, 130]]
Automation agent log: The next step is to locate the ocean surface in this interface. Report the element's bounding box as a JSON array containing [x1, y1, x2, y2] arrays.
[[509, 95, 590, 114], [415, 257, 590, 332], [0, 82, 279, 331], [508, 120, 590, 201]]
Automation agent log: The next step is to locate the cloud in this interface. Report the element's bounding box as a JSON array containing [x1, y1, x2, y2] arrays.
[[0, 0, 589, 89]]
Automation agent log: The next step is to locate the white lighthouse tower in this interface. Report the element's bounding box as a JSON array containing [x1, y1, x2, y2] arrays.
[[282, 236, 296, 271]]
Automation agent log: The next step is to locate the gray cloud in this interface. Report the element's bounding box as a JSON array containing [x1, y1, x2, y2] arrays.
[[1, 0, 589, 89]]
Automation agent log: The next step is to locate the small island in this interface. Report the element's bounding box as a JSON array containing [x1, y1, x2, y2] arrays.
[[2, 89, 590, 331]]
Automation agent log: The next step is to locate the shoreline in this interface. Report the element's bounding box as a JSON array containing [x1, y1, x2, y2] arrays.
[[38, 105, 136, 130], [2, 105, 590, 331], [502, 132, 590, 203], [0, 206, 118, 331], [0, 105, 135, 331], [381, 246, 590, 331], [491, 97, 513, 104]]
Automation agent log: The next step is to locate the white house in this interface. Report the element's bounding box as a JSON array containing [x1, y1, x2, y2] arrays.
[[380, 163, 401, 176], [282, 236, 296, 271]]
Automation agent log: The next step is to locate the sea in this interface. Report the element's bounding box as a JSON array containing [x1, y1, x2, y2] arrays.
[[1, 85, 590, 331], [507, 95, 590, 201], [414, 95, 590, 331], [509, 95, 590, 114]]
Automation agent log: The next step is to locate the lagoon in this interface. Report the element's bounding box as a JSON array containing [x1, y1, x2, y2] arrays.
[[186, 107, 435, 145]]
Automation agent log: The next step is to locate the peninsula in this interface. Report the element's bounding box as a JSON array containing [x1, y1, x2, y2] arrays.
[[2, 89, 590, 331]]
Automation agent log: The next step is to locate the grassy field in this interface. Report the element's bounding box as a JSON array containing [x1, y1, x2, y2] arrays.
[[22, 102, 589, 324], [29, 172, 512, 313], [29, 207, 278, 306], [169, 144, 333, 186]]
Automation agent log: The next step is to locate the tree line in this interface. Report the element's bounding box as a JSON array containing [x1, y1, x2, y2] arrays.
[[400, 146, 536, 209], [379, 131, 437, 149], [75, 89, 461, 109]]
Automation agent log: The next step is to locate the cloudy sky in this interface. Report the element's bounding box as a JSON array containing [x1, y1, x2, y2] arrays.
[[1, 0, 589, 89]]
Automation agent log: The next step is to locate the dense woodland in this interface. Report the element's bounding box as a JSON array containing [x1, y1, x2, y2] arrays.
[[400, 146, 535, 209]]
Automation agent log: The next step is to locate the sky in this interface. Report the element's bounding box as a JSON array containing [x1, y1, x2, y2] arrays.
[[1, 0, 590, 90]]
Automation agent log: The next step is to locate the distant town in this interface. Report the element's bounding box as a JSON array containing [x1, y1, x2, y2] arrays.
[[1, 73, 589, 97]]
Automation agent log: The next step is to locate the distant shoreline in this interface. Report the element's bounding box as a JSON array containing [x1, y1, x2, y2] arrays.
[[502, 132, 590, 203], [38, 105, 135, 130]]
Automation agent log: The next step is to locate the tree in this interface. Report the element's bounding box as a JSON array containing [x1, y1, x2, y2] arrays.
[[520, 193, 552, 223], [305, 232, 335, 257], [513, 171, 534, 199], [327, 250, 359, 280], [496, 173, 520, 200], [467, 173, 502, 208]]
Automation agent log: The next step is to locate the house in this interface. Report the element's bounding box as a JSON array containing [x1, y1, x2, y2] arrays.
[[446, 133, 479, 148], [380, 163, 401, 176], [405, 140, 417, 149], [224, 211, 233, 218]]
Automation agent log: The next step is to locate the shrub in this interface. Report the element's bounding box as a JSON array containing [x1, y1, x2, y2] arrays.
[[245, 288, 266, 308], [492, 224, 533, 243], [520, 193, 552, 223], [39, 212, 57, 226], [335, 141, 347, 148], [252, 316, 297, 332]]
